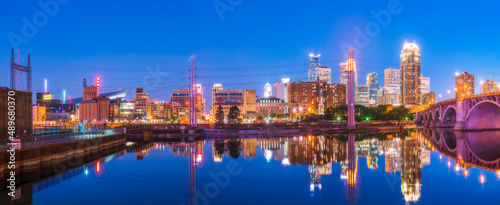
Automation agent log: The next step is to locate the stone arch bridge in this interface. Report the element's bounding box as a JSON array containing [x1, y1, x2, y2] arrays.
[[422, 129, 500, 170], [415, 93, 500, 131]]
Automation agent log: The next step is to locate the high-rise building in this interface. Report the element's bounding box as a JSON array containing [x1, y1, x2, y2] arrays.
[[264, 83, 273, 98], [212, 84, 222, 111], [315, 66, 331, 83], [355, 85, 370, 106], [482, 80, 499, 94], [455, 72, 474, 98], [282, 77, 291, 103], [420, 75, 430, 94], [400, 41, 421, 105], [134, 88, 151, 120], [308, 54, 321, 82], [377, 87, 400, 106], [274, 82, 284, 100], [384, 68, 401, 93], [367, 73, 379, 105], [421, 92, 436, 105]]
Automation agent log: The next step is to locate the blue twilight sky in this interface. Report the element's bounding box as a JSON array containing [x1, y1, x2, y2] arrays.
[[1, 0, 500, 110]]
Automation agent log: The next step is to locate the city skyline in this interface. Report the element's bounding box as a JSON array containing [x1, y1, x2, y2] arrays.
[[1, 0, 500, 107]]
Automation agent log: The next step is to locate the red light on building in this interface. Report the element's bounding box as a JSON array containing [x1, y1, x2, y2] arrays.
[[96, 77, 101, 87]]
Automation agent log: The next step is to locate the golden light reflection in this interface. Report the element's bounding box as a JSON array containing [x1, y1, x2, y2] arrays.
[[480, 175, 485, 184]]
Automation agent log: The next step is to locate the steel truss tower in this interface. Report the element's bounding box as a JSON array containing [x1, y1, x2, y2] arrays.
[[188, 56, 197, 127], [10, 49, 32, 92]]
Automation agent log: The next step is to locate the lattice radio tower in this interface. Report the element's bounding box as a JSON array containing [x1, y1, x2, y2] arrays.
[[188, 55, 197, 127], [10, 49, 32, 92]]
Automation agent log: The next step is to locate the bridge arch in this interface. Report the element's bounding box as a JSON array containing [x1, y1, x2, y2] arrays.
[[466, 131, 500, 163], [466, 100, 500, 130], [434, 110, 441, 122], [442, 106, 457, 124]]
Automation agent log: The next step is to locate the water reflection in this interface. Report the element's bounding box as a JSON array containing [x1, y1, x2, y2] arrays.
[[3, 129, 500, 204]]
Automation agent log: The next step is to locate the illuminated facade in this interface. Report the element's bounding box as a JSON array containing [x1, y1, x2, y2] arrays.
[[134, 88, 151, 120], [400, 42, 421, 105], [80, 85, 110, 122], [242, 89, 257, 115], [287, 81, 346, 114], [212, 84, 222, 111], [367, 73, 379, 105], [315, 66, 331, 83], [482, 80, 499, 94], [455, 72, 474, 98], [256, 97, 285, 116], [355, 85, 369, 106], [308, 54, 321, 82], [264, 83, 273, 98], [420, 75, 430, 95], [421, 92, 436, 105]]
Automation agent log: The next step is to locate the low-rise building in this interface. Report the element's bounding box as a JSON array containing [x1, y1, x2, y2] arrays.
[[256, 97, 285, 116]]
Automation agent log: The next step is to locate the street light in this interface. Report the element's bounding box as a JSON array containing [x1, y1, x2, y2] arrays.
[[439, 94, 442, 102]]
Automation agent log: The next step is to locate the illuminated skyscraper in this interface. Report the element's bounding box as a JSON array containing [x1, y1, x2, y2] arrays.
[[315, 66, 331, 83], [264, 83, 273, 98], [367, 73, 379, 105], [400, 42, 421, 105], [308, 54, 320, 82], [420, 75, 430, 94], [455, 72, 474, 98], [384, 67, 401, 91], [355, 85, 369, 106]]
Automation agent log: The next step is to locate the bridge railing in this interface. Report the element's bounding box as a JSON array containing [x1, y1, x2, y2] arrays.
[[459, 92, 500, 100]]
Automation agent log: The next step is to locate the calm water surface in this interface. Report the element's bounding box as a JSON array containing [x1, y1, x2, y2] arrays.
[[5, 129, 500, 205]]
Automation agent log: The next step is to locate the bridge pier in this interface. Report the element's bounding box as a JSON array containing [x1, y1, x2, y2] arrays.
[[455, 100, 468, 131], [454, 131, 470, 162]]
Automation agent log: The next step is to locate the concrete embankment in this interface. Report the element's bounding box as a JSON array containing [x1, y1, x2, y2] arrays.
[[204, 129, 300, 136], [0, 133, 126, 187]]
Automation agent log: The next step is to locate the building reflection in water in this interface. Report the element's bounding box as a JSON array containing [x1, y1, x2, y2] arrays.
[[401, 132, 423, 203]]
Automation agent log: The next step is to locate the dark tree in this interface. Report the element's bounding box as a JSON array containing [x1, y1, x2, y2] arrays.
[[227, 105, 241, 125], [324, 106, 335, 120], [215, 105, 225, 128], [227, 139, 242, 159]]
